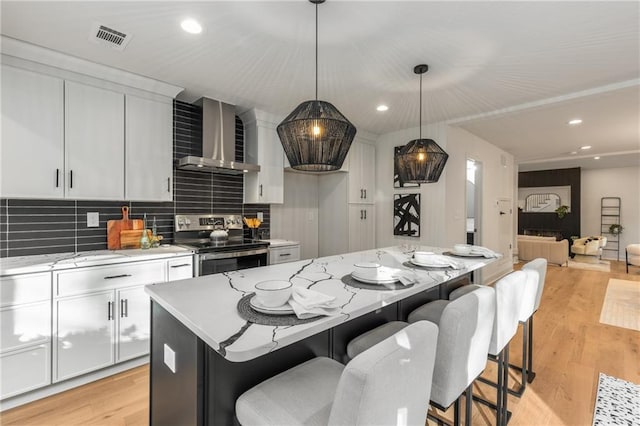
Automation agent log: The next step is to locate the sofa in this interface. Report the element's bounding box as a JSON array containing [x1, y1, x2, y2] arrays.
[[627, 244, 640, 273], [517, 235, 569, 266]]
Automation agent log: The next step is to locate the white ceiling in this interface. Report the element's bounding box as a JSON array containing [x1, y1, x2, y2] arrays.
[[2, 1, 639, 169]]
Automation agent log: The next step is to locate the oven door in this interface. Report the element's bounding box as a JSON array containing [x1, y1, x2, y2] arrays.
[[198, 248, 268, 276]]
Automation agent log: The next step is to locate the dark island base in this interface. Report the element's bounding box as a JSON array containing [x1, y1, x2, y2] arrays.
[[150, 275, 469, 425]]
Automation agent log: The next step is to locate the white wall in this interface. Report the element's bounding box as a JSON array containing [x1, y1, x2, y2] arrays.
[[270, 172, 319, 260], [374, 123, 516, 284], [580, 166, 640, 260], [445, 126, 515, 283]]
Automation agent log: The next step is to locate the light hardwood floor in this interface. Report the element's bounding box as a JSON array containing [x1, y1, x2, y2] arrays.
[[2, 261, 638, 425]]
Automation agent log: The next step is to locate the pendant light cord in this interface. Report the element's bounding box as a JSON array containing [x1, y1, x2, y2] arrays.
[[419, 72, 423, 140], [315, 2, 318, 101]]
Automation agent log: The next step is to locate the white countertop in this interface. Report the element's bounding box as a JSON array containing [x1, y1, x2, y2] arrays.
[[260, 239, 300, 248], [145, 245, 499, 363], [0, 245, 194, 276]]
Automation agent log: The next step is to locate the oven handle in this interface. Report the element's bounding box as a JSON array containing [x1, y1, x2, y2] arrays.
[[199, 248, 268, 261]]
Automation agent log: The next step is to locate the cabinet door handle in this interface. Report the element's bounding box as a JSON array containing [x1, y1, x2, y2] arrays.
[[259, 184, 263, 197], [104, 274, 132, 280], [360, 189, 363, 199], [279, 253, 291, 257], [364, 189, 367, 199], [120, 299, 125, 318], [167, 177, 171, 192], [55, 169, 60, 187], [123, 299, 129, 318], [170, 263, 191, 268], [69, 170, 73, 189], [364, 210, 367, 220], [360, 210, 363, 220], [108, 301, 113, 321]]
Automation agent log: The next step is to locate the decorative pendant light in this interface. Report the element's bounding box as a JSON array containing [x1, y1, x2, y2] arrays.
[[396, 64, 448, 183], [277, 0, 356, 172]]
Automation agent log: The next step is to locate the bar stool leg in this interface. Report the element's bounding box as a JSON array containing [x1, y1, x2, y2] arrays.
[[496, 350, 504, 426], [465, 384, 473, 426], [454, 397, 461, 426], [502, 345, 510, 426], [527, 317, 536, 383]]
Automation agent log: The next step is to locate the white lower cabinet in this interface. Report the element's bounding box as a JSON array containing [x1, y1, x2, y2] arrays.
[[116, 286, 150, 362], [54, 291, 115, 382], [348, 205, 376, 252], [167, 256, 194, 281], [0, 344, 51, 400]]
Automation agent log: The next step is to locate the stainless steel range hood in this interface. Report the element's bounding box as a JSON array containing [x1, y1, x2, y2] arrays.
[[176, 97, 260, 174]]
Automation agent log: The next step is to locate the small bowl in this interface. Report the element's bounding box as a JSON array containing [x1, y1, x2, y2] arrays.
[[254, 280, 292, 308], [453, 244, 472, 254], [353, 262, 380, 278], [413, 251, 435, 263]]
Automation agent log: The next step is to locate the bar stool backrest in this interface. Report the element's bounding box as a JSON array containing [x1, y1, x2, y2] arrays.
[[432, 286, 495, 408], [489, 270, 526, 356], [328, 321, 439, 426], [518, 269, 539, 322], [522, 258, 547, 312]]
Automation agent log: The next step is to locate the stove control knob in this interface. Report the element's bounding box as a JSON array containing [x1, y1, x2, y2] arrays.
[[177, 217, 185, 228], [185, 218, 191, 226]]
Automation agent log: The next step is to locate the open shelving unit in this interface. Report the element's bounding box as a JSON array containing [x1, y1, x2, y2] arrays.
[[601, 197, 621, 259]]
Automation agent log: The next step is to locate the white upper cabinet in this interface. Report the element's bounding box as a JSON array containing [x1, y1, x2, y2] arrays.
[[242, 109, 284, 204], [125, 95, 173, 201], [65, 81, 125, 200], [347, 141, 376, 204], [1, 65, 65, 199]]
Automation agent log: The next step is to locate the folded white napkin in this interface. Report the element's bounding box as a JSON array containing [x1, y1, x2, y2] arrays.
[[469, 246, 500, 258], [289, 286, 340, 319], [413, 254, 463, 269], [391, 270, 418, 286]]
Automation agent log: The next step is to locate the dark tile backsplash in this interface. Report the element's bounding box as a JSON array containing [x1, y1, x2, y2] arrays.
[[0, 100, 270, 258]]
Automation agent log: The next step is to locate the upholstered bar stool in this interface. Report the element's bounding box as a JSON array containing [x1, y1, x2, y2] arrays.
[[345, 287, 496, 426], [518, 258, 547, 385], [235, 321, 438, 426], [449, 270, 526, 426]]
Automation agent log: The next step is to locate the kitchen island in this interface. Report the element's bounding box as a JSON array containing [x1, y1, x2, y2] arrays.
[[145, 245, 499, 425]]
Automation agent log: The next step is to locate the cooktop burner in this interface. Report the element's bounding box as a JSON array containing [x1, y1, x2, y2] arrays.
[[178, 239, 269, 253]]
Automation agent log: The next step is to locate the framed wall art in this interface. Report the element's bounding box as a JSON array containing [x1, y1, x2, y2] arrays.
[[393, 193, 420, 237]]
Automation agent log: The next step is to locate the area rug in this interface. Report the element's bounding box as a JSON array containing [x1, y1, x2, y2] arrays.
[[592, 373, 640, 425], [568, 259, 611, 272], [599, 279, 640, 331]]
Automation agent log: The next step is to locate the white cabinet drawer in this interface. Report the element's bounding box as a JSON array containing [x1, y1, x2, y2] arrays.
[[55, 260, 166, 297], [0, 272, 51, 307], [167, 256, 194, 281], [1, 301, 51, 353], [269, 246, 301, 265], [0, 344, 51, 399]]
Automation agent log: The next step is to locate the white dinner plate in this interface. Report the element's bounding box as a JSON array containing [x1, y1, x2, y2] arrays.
[[351, 271, 399, 285], [410, 258, 451, 268], [450, 250, 484, 257], [249, 295, 295, 315]]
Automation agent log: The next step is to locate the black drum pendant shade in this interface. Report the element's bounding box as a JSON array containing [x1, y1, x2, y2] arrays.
[[277, 0, 356, 172], [277, 100, 356, 171], [396, 64, 448, 183]]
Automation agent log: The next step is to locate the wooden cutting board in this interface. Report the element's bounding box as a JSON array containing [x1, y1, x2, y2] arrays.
[[107, 206, 144, 249], [120, 229, 150, 249]]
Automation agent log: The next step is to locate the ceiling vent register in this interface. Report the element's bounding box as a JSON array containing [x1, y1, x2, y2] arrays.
[[89, 22, 132, 51]]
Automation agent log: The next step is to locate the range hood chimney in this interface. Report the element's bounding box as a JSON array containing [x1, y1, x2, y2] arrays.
[[176, 97, 260, 174]]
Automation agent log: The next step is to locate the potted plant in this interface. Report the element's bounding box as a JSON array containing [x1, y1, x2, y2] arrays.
[[555, 205, 569, 218], [609, 224, 623, 235]]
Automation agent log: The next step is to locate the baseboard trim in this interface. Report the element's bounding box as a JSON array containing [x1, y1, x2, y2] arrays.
[[0, 356, 149, 412]]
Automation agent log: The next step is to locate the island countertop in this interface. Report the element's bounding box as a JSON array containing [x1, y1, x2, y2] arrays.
[[145, 245, 498, 362]]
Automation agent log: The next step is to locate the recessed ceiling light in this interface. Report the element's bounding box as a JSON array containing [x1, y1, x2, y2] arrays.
[[376, 105, 389, 112], [181, 19, 202, 34], [580, 145, 592, 150], [569, 151, 578, 155], [594, 156, 600, 160], [568, 119, 583, 125]]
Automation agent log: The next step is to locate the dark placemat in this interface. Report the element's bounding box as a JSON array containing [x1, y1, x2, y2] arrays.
[[237, 293, 320, 326], [402, 261, 455, 271], [341, 274, 413, 291]]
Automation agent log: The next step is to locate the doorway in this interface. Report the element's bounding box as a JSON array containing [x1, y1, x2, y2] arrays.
[[467, 159, 482, 283]]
